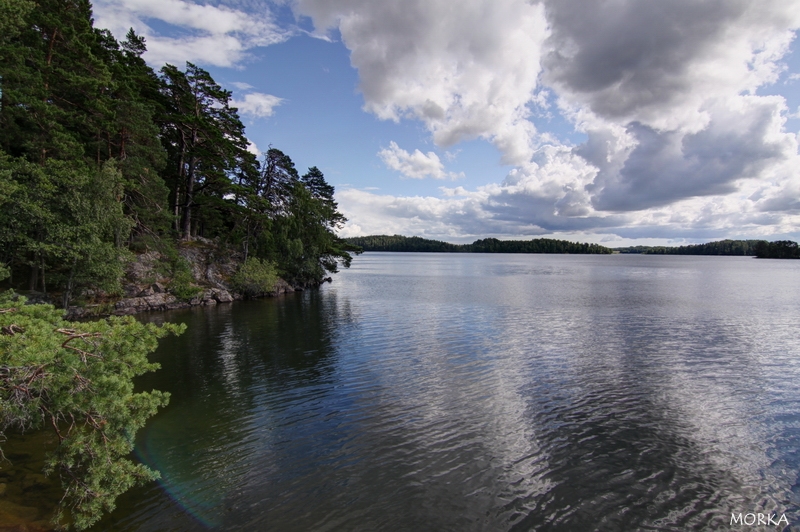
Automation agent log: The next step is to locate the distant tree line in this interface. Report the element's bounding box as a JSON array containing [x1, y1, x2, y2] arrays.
[[753, 240, 800, 259], [346, 235, 460, 252], [353, 236, 800, 258], [470, 238, 611, 253], [345, 235, 613, 254], [615, 240, 766, 256]]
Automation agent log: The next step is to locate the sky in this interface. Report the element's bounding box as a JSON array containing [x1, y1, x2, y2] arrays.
[[92, 0, 800, 246]]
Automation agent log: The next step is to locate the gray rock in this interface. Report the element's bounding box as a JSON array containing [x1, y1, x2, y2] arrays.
[[213, 289, 234, 303], [24, 292, 52, 305], [143, 294, 168, 308], [115, 298, 135, 310], [200, 289, 216, 302], [137, 286, 155, 297], [110, 242, 292, 317], [114, 297, 150, 314], [123, 283, 140, 297], [126, 251, 160, 284]]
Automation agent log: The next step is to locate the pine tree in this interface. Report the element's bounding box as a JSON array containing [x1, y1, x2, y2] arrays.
[[159, 63, 256, 240], [94, 28, 171, 238], [265, 166, 356, 284], [0, 0, 106, 162], [0, 292, 184, 530]]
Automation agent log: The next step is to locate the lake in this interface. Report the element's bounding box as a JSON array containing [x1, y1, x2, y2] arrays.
[[93, 253, 800, 530]]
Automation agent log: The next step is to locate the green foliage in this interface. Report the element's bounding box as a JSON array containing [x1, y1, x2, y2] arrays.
[[231, 258, 279, 297], [260, 169, 358, 285], [613, 245, 654, 254], [345, 235, 612, 254], [0, 155, 132, 306], [134, 238, 202, 301], [159, 62, 256, 240], [624, 239, 768, 256], [0, 293, 184, 529], [0, 0, 34, 44], [346, 235, 457, 252], [157, 250, 201, 301], [470, 238, 612, 254], [0, 0, 103, 162], [168, 267, 201, 301], [754, 240, 800, 259]]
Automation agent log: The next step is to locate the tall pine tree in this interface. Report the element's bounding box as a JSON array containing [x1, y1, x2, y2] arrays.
[[159, 63, 257, 240]]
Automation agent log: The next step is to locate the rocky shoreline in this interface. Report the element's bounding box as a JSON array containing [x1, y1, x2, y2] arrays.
[[65, 281, 299, 320], [60, 239, 308, 320]]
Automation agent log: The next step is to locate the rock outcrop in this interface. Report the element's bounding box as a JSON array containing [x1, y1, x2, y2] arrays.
[[64, 238, 299, 319]]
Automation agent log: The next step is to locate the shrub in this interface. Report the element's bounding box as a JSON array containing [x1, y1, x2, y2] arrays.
[[157, 247, 201, 301], [231, 258, 278, 297], [168, 266, 201, 301]]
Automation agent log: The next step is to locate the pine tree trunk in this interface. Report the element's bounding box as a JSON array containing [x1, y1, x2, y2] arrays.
[[40, 258, 46, 294], [174, 131, 187, 233], [28, 263, 38, 291], [62, 258, 77, 309], [181, 153, 197, 240]]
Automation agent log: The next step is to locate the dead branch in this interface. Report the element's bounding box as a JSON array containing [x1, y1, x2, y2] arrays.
[[1, 324, 24, 336], [55, 329, 104, 363]]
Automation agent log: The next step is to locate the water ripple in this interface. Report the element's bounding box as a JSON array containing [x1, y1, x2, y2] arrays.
[[92, 255, 800, 531]]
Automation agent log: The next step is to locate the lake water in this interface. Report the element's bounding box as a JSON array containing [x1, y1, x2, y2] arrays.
[[93, 253, 800, 531]]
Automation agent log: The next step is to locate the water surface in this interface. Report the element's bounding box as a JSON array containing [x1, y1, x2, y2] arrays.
[[95, 253, 800, 530]]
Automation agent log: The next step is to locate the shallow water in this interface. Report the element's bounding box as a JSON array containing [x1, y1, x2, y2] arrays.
[[88, 253, 800, 530]]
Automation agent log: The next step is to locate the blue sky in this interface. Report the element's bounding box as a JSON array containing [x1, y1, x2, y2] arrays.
[[94, 0, 800, 245]]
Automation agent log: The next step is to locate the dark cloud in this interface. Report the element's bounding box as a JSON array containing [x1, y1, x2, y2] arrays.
[[757, 194, 800, 214], [586, 98, 790, 211], [484, 189, 624, 233], [542, 0, 749, 119]]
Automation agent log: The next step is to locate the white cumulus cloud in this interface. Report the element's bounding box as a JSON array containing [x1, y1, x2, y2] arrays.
[[231, 93, 284, 118], [297, 0, 800, 240], [378, 142, 463, 180], [93, 0, 290, 67], [293, 0, 548, 166]]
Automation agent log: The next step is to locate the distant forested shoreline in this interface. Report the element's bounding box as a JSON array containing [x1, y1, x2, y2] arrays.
[[346, 236, 800, 258], [615, 239, 800, 258], [614, 240, 765, 256], [344, 235, 613, 254]]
